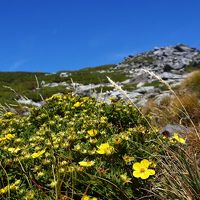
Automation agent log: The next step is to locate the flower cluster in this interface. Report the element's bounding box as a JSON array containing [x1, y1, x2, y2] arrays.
[[96, 143, 114, 155], [0, 180, 21, 194], [0, 94, 169, 199], [170, 133, 186, 144]]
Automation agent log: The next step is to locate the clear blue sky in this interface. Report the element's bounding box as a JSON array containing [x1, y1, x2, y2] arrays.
[[0, 0, 200, 72]]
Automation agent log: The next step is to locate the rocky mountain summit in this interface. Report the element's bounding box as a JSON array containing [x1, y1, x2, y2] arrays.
[[90, 44, 200, 105], [119, 44, 200, 82]]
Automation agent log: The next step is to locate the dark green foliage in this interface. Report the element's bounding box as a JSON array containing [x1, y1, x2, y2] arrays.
[[123, 56, 156, 65], [0, 94, 162, 199], [122, 83, 137, 91]]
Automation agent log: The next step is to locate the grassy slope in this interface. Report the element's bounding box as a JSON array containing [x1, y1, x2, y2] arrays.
[[0, 64, 129, 105], [0, 63, 199, 106]]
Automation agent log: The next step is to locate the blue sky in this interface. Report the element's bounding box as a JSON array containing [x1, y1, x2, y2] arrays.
[[0, 0, 200, 72]]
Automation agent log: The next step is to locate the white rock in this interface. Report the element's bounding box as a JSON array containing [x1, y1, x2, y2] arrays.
[[136, 82, 145, 88]]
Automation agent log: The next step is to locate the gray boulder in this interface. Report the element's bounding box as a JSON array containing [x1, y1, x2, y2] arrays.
[[135, 86, 157, 94], [160, 124, 188, 137]]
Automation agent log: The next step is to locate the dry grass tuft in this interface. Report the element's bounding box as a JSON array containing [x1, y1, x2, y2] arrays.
[[181, 70, 200, 97], [171, 93, 200, 126]]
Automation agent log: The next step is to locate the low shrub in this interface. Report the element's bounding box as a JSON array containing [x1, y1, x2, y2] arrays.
[[0, 94, 170, 199]]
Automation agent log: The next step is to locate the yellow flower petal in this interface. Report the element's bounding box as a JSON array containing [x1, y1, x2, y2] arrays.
[[147, 169, 155, 175], [31, 150, 45, 158], [74, 102, 81, 108], [179, 138, 186, 144], [79, 160, 95, 167], [123, 154, 135, 164], [96, 143, 114, 155], [132, 162, 140, 170], [133, 171, 141, 178], [87, 129, 97, 137], [173, 133, 179, 140], [140, 171, 150, 179], [141, 159, 150, 168], [81, 195, 90, 200]]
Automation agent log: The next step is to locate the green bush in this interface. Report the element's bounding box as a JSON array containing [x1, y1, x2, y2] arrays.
[[0, 94, 176, 199]]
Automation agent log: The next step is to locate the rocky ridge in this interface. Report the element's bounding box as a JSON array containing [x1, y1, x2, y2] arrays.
[[18, 44, 200, 107], [92, 44, 200, 105], [119, 43, 200, 81]]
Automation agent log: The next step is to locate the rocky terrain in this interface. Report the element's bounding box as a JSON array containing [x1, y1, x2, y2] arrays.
[[55, 44, 200, 107], [1, 44, 200, 108], [1, 44, 200, 135]]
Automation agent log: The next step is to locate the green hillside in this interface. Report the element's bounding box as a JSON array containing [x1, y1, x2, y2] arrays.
[[0, 64, 128, 105]]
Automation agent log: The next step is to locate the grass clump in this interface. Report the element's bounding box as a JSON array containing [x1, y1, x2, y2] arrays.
[[143, 81, 168, 91], [0, 72, 63, 105], [123, 56, 156, 65], [122, 83, 137, 91], [181, 70, 200, 97], [153, 145, 200, 200], [0, 64, 127, 105]]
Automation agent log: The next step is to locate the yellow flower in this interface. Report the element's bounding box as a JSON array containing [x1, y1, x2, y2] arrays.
[[3, 112, 15, 118], [5, 134, 15, 140], [79, 160, 95, 167], [24, 190, 35, 200], [81, 195, 98, 200], [149, 160, 157, 168], [81, 195, 90, 200], [8, 147, 20, 153], [14, 180, 21, 185], [123, 154, 135, 164], [120, 173, 132, 184], [31, 149, 45, 158], [49, 180, 57, 188], [171, 133, 186, 144], [89, 138, 97, 144], [96, 143, 114, 155], [82, 96, 90, 102], [132, 159, 155, 179], [37, 172, 45, 177], [0, 186, 8, 194], [74, 102, 82, 108], [112, 136, 122, 144], [87, 129, 97, 137], [0, 137, 6, 142], [59, 168, 65, 173], [0, 180, 21, 194]]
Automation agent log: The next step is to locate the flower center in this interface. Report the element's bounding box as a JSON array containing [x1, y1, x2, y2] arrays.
[[140, 168, 146, 173]]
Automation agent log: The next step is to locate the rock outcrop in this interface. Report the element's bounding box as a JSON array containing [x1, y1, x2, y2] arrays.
[[118, 44, 200, 82], [37, 44, 200, 107], [93, 44, 200, 106]]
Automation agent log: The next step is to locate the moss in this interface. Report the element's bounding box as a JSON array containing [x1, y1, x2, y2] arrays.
[[92, 86, 114, 93], [122, 83, 137, 91], [123, 56, 156, 65], [78, 64, 116, 72], [144, 81, 168, 91]]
